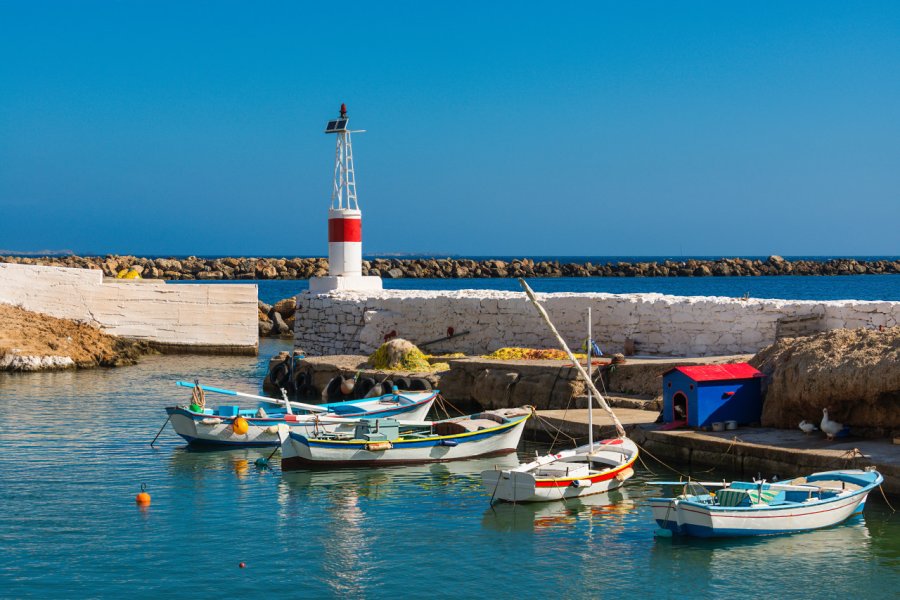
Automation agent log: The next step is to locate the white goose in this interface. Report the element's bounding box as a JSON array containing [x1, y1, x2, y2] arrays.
[[820, 408, 844, 440], [798, 420, 818, 434]]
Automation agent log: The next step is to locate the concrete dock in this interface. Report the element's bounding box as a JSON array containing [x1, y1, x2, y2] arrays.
[[530, 408, 900, 495]]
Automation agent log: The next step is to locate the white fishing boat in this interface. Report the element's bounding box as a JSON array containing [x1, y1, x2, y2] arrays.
[[481, 281, 639, 502], [649, 469, 884, 538], [278, 408, 532, 470], [482, 437, 639, 502], [163, 381, 437, 447]]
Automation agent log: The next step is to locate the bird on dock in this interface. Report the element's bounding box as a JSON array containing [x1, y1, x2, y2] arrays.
[[798, 420, 818, 434], [820, 408, 844, 440]]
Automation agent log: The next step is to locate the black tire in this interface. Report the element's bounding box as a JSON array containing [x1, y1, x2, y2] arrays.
[[408, 377, 432, 391], [292, 369, 310, 390], [352, 376, 376, 399], [324, 376, 346, 401], [295, 383, 318, 399], [269, 360, 291, 389], [390, 376, 411, 392]]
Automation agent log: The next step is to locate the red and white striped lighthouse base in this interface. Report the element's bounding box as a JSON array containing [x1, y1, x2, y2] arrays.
[[308, 275, 383, 294]]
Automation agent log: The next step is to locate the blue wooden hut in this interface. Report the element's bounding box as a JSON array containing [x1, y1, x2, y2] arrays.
[[662, 363, 764, 428]]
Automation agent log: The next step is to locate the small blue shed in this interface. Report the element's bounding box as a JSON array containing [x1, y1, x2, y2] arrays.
[[662, 363, 764, 428]]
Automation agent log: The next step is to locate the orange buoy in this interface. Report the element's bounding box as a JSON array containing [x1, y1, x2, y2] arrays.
[[232, 416, 249, 435], [239, 562, 246, 569], [135, 483, 151, 506]]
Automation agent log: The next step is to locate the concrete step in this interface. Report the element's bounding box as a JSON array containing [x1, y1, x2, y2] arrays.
[[575, 393, 661, 412]]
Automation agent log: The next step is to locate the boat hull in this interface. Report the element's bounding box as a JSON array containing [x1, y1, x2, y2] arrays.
[[165, 392, 436, 447], [481, 438, 639, 503], [281, 415, 529, 470], [650, 470, 882, 537]]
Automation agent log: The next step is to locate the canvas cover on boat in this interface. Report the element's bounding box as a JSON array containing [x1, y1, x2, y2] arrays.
[[716, 488, 780, 507]]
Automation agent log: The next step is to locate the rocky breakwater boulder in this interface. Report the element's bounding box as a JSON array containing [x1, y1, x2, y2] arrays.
[[750, 327, 900, 437], [257, 298, 296, 338], [3, 254, 900, 279], [0, 304, 148, 371]]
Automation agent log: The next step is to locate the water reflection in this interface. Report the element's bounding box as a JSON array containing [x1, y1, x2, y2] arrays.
[[277, 454, 521, 504], [482, 487, 635, 533], [648, 514, 877, 595]]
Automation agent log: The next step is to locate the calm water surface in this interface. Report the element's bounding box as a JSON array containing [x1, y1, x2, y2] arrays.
[[1, 339, 898, 598], [184, 274, 900, 305]]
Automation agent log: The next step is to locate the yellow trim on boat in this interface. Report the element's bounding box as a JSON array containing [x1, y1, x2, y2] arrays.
[[308, 413, 531, 445]]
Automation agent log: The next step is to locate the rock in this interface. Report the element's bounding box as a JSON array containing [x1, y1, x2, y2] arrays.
[[750, 327, 900, 437], [272, 311, 291, 335], [258, 265, 278, 279], [258, 320, 274, 337], [385, 268, 404, 279], [273, 297, 297, 319]]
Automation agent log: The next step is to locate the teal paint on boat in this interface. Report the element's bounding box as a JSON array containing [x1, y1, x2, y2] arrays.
[[1, 338, 899, 598]]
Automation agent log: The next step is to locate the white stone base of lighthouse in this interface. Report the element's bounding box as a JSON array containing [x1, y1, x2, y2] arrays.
[[308, 275, 383, 294]]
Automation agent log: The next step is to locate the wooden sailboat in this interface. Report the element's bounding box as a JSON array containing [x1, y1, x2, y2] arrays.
[[481, 280, 639, 502]]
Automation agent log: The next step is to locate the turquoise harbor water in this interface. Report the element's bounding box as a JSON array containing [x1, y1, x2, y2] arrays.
[[2, 339, 899, 598]]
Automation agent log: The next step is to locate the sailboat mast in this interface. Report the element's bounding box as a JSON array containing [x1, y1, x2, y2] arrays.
[[519, 278, 626, 438], [587, 307, 593, 451]]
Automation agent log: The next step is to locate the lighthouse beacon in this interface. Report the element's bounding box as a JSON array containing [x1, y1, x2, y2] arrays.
[[309, 104, 383, 294]]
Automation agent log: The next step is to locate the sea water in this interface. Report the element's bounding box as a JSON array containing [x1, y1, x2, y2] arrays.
[[182, 274, 900, 305], [1, 339, 898, 598]]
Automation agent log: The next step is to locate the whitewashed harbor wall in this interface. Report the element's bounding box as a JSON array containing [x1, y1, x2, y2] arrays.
[[0, 263, 258, 352], [294, 289, 900, 357]]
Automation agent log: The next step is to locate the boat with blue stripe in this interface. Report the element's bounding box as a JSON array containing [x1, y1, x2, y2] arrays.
[[164, 381, 438, 447], [649, 469, 884, 538], [279, 407, 532, 469]]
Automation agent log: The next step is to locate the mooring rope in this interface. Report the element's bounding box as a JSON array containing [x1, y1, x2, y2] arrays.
[[634, 441, 695, 481], [635, 448, 659, 476], [878, 484, 896, 513], [535, 413, 579, 448], [435, 393, 465, 418]]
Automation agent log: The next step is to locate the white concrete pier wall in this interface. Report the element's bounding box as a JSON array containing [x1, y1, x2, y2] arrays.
[[294, 289, 900, 357], [0, 263, 258, 352]]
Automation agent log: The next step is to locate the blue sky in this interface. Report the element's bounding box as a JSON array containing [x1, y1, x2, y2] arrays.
[[1, 1, 898, 257]]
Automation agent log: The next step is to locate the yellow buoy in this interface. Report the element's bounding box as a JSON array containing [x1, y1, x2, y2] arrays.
[[232, 416, 249, 435]]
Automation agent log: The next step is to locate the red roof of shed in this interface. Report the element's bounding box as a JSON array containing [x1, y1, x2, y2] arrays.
[[666, 363, 763, 382]]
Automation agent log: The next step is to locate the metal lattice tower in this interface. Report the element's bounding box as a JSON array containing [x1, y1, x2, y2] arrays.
[[326, 103, 359, 210]]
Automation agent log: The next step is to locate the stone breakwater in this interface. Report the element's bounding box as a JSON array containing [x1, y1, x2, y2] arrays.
[[294, 289, 900, 357], [2, 254, 899, 279]]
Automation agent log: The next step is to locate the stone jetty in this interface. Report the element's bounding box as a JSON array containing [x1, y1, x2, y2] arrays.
[[2, 254, 899, 280]]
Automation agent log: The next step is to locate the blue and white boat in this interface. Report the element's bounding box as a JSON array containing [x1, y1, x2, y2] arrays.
[[649, 469, 884, 538], [165, 381, 438, 447]]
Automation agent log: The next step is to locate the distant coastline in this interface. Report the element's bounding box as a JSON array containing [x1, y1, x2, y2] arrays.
[[2, 254, 898, 280]]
